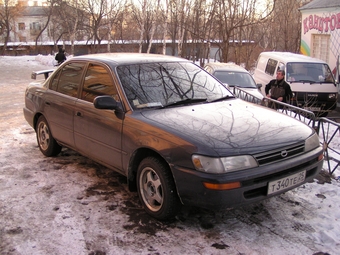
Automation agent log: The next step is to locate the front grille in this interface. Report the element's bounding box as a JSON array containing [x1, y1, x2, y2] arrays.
[[254, 143, 305, 165]]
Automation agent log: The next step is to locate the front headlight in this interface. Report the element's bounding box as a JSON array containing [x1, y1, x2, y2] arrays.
[[192, 154, 258, 174], [305, 133, 320, 152], [328, 93, 336, 99]]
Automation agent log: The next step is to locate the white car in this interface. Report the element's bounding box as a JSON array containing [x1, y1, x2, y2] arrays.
[[204, 62, 264, 101]]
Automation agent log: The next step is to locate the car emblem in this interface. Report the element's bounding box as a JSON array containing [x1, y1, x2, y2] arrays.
[[281, 150, 288, 157]]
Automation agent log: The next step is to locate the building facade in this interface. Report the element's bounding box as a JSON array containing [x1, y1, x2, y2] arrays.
[[12, 6, 51, 43], [299, 0, 340, 79]]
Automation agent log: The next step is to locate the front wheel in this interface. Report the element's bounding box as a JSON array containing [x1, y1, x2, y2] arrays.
[[36, 115, 62, 156], [137, 157, 181, 220]]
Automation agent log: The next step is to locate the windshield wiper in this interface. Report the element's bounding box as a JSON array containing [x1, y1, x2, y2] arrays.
[[210, 95, 235, 102], [162, 98, 207, 108]]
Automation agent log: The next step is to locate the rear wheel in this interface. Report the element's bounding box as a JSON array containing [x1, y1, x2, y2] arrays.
[[137, 157, 181, 220], [36, 115, 62, 156]]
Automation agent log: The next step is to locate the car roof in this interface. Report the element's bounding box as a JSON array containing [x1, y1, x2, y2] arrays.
[[259, 51, 327, 64], [204, 62, 248, 73], [69, 53, 189, 66]]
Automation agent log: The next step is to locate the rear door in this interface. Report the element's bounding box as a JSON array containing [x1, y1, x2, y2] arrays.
[[74, 63, 124, 172], [43, 61, 86, 148]]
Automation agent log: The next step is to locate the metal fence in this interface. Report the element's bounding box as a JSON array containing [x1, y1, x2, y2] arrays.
[[233, 87, 339, 176], [317, 118, 340, 175]]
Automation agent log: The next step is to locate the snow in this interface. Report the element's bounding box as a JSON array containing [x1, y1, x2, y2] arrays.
[[0, 55, 339, 255]]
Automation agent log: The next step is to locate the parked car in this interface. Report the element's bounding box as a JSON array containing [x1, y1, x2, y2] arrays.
[[204, 62, 264, 101], [24, 53, 323, 220]]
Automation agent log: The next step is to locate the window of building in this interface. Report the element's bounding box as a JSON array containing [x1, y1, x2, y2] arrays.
[[19, 36, 26, 42], [18, 23, 25, 30], [30, 22, 41, 35], [312, 34, 330, 63]]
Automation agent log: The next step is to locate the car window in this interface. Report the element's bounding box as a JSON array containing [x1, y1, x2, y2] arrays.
[[213, 71, 256, 88], [51, 62, 86, 97], [265, 58, 278, 76], [81, 63, 118, 103], [286, 62, 335, 83], [117, 62, 232, 109], [50, 69, 61, 91]]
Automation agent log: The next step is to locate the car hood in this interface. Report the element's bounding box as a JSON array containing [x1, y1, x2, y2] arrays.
[[140, 99, 313, 156], [240, 87, 264, 99]]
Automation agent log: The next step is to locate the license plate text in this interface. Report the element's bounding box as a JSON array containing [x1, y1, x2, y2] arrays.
[[267, 170, 306, 195]]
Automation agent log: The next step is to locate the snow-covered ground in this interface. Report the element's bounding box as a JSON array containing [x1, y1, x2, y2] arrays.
[[0, 55, 339, 255]]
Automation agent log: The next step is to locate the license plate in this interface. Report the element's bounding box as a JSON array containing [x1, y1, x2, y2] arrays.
[[303, 107, 320, 111], [267, 170, 306, 195]]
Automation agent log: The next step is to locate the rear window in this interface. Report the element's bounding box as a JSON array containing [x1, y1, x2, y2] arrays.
[[214, 71, 257, 88], [50, 62, 86, 97]]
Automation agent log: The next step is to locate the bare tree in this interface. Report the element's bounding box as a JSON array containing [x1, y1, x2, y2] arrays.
[[130, 0, 146, 53], [80, 0, 113, 53], [34, 1, 56, 53], [0, 0, 23, 55], [159, 0, 169, 55], [186, 0, 218, 65], [212, 0, 274, 63], [177, 0, 193, 57], [1, 0, 304, 62], [130, 0, 162, 53], [269, 0, 302, 52], [53, 0, 87, 55], [167, 0, 194, 57], [105, 0, 127, 52]]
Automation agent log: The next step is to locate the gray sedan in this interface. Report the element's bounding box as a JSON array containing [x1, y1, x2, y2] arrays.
[[24, 53, 323, 220]]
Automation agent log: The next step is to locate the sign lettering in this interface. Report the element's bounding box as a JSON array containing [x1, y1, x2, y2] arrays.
[[303, 13, 340, 34]]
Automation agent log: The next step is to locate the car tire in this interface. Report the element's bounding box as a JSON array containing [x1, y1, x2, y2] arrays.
[[137, 157, 181, 220], [36, 115, 62, 157]]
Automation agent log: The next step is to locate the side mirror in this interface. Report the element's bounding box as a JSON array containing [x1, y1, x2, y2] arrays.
[[257, 83, 262, 89], [222, 83, 231, 90], [94, 95, 122, 111]]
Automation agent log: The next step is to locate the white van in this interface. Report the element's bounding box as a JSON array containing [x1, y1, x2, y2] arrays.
[[253, 51, 338, 116]]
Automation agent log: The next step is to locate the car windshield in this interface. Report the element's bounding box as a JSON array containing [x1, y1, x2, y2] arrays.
[[214, 71, 257, 88], [286, 62, 335, 83], [116, 62, 232, 109]]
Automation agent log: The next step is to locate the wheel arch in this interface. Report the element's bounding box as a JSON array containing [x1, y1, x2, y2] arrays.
[[127, 148, 175, 193], [33, 112, 43, 131]]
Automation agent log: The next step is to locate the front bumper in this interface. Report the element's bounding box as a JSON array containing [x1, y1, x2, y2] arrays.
[[171, 146, 323, 210]]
